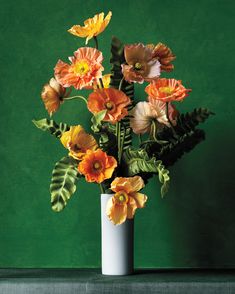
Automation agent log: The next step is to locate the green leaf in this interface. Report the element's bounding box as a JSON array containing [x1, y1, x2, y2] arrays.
[[156, 161, 170, 197], [157, 129, 206, 167], [32, 118, 70, 138], [91, 110, 107, 133], [110, 36, 134, 152], [123, 148, 170, 197], [175, 108, 214, 135], [50, 156, 79, 212]]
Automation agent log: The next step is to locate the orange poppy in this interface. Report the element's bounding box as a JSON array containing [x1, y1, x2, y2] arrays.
[[106, 176, 147, 225], [68, 11, 112, 44], [87, 88, 131, 124], [41, 77, 66, 116], [78, 149, 117, 183], [145, 78, 191, 102], [60, 125, 98, 160], [54, 47, 104, 90], [151, 42, 176, 72]]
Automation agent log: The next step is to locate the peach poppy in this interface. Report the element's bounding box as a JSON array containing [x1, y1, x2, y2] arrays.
[[151, 42, 176, 72], [106, 176, 147, 225], [130, 101, 178, 134], [87, 88, 131, 124], [60, 125, 98, 160], [41, 77, 66, 116], [145, 78, 191, 102], [54, 47, 104, 90], [78, 149, 117, 183], [121, 43, 161, 84], [68, 11, 112, 44]]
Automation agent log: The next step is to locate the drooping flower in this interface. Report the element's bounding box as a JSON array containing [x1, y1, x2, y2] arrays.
[[68, 11, 112, 44], [41, 78, 66, 116], [54, 47, 104, 90], [151, 43, 176, 72], [60, 125, 98, 160], [78, 149, 117, 183], [106, 176, 147, 225], [130, 101, 178, 134], [149, 98, 179, 127], [87, 88, 131, 124], [145, 78, 191, 102], [121, 43, 161, 84]]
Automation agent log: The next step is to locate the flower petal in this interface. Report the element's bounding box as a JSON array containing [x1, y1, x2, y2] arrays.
[[106, 198, 127, 225], [131, 192, 147, 208]]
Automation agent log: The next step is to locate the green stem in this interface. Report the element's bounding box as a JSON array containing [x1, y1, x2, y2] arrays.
[[64, 95, 87, 104], [99, 183, 104, 194], [116, 121, 122, 163], [93, 36, 98, 49], [118, 77, 124, 91], [166, 102, 174, 128]]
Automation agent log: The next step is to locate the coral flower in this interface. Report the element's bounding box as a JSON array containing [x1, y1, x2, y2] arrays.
[[130, 101, 177, 134], [78, 149, 117, 183], [54, 47, 104, 90], [122, 43, 161, 84], [151, 42, 176, 72], [60, 125, 98, 160], [106, 176, 147, 225], [41, 77, 66, 116], [145, 78, 191, 102], [68, 11, 112, 44], [87, 88, 131, 124]]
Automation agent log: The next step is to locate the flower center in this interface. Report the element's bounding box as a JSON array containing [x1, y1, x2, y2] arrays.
[[134, 62, 142, 70], [93, 160, 102, 171], [74, 60, 90, 75], [159, 86, 174, 95], [105, 101, 114, 110], [115, 191, 128, 204]]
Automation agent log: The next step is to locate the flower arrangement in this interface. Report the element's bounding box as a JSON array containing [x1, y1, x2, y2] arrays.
[[33, 11, 213, 225]]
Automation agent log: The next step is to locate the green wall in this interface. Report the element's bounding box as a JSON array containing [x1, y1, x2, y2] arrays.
[[0, 0, 234, 268]]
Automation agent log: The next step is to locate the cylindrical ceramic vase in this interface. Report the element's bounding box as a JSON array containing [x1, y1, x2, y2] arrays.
[[101, 194, 134, 275]]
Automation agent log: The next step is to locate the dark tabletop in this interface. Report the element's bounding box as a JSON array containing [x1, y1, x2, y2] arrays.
[[0, 269, 234, 294]]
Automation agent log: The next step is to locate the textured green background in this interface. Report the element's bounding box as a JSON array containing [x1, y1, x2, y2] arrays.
[[0, 0, 234, 268]]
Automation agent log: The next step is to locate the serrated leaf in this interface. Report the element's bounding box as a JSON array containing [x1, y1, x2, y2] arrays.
[[91, 110, 107, 133], [50, 156, 79, 212], [110, 36, 134, 152], [123, 148, 170, 197], [32, 118, 70, 138]]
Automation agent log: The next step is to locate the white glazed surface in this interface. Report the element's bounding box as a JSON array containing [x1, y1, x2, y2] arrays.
[[101, 194, 134, 275]]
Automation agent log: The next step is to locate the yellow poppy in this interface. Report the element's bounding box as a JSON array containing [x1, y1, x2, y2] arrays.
[[106, 176, 147, 225], [68, 11, 112, 44], [60, 125, 98, 160]]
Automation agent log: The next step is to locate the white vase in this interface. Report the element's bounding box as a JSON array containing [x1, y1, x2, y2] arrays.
[[101, 193, 134, 275]]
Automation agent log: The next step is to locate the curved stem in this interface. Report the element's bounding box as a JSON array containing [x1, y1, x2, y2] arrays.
[[64, 95, 87, 104], [118, 77, 124, 91], [99, 183, 104, 194], [93, 36, 98, 49], [166, 102, 174, 128]]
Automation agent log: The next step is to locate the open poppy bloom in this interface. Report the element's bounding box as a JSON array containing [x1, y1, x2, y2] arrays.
[[60, 125, 98, 160], [145, 78, 191, 102], [68, 11, 112, 44], [122, 43, 161, 84], [106, 176, 147, 225], [54, 47, 104, 90], [41, 78, 66, 116], [130, 101, 177, 134], [150, 42, 176, 72], [78, 149, 117, 183], [87, 88, 131, 124]]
